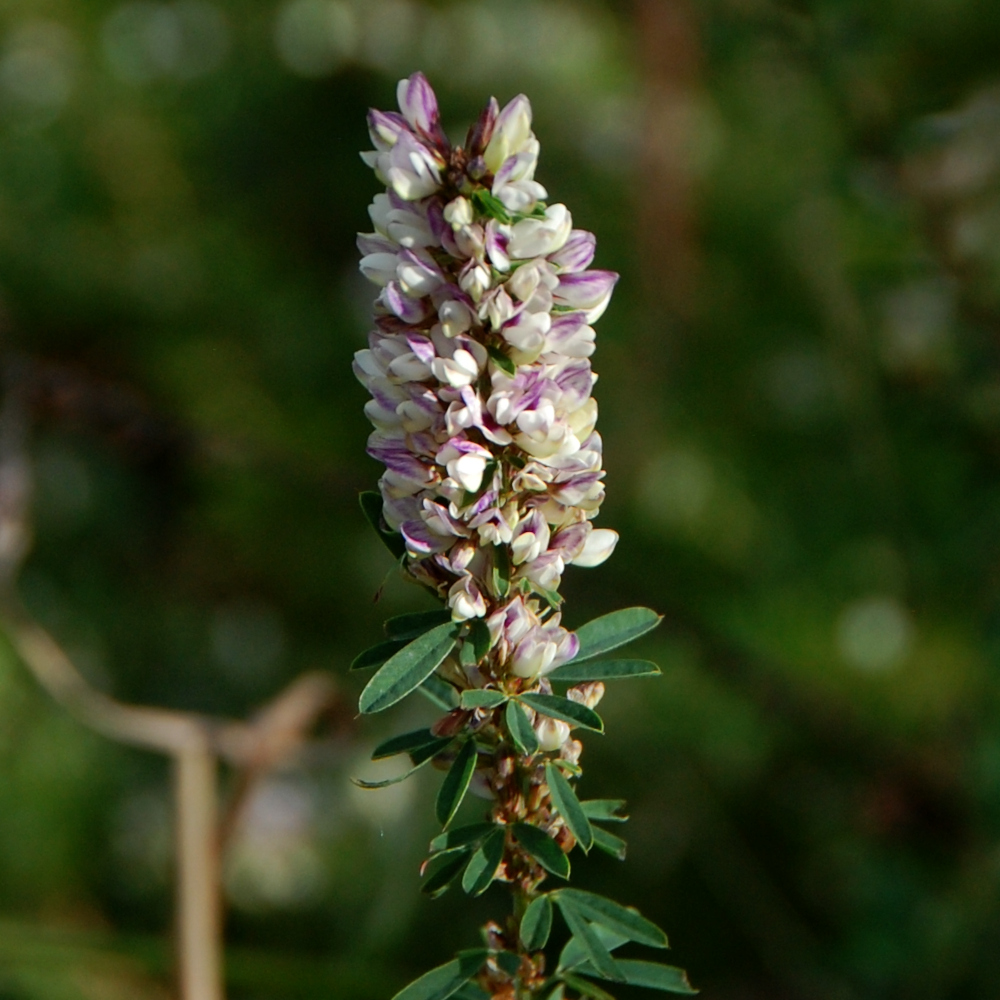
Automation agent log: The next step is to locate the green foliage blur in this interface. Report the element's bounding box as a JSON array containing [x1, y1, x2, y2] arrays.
[[2, 0, 1000, 997]]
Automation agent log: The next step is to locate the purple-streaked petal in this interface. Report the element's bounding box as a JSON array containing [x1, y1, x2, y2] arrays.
[[356, 232, 396, 256], [396, 72, 446, 146], [486, 221, 511, 272], [466, 96, 499, 157], [367, 109, 409, 150], [381, 493, 419, 530], [381, 281, 428, 323], [554, 270, 619, 309], [401, 518, 451, 556], [550, 521, 591, 560], [466, 488, 499, 519], [548, 230, 596, 273], [405, 333, 436, 366], [425, 197, 457, 253], [554, 360, 595, 402], [551, 472, 603, 506]]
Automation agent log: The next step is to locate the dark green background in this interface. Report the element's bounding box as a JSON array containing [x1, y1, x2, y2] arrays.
[[2, 0, 1000, 997]]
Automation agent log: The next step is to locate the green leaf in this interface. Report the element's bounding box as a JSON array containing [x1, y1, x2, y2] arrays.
[[577, 962, 696, 995], [472, 188, 513, 224], [537, 587, 563, 609], [422, 851, 470, 898], [494, 952, 521, 977], [546, 763, 594, 852], [561, 974, 617, 1000], [460, 689, 508, 710], [420, 674, 460, 710], [580, 800, 629, 823], [462, 828, 505, 896], [518, 693, 604, 733], [548, 659, 661, 683], [412, 738, 455, 765], [352, 742, 448, 788], [506, 699, 539, 755], [351, 637, 408, 671], [555, 890, 668, 949], [359, 622, 459, 714], [487, 344, 517, 377], [360, 491, 407, 559], [513, 823, 570, 880], [452, 984, 490, 1000], [591, 826, 627, 860], [391, 953, 487, 1000], [558, 927, 628, 973], [469, 619, 492, 659], [385, 609, 452, 640], [520, 894, 554, 951], [429, 822, 496, 854], [455, 949, 491, 964], [461, 832, 504, 898], [555, 896, 624, 983], [436, 739, 478, 828], [372, 728, 440, 760], [492, 544, 510, 598], [572, 608, 662, 664]]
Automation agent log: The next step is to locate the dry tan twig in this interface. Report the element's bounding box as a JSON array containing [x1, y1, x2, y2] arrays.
[[0, 364, 338, 1000]]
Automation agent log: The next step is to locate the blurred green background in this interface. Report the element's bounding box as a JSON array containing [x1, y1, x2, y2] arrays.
[[3, 0, 1000, 997]]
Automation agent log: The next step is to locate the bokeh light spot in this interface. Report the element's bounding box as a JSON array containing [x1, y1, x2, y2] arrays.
[[836, 596, 914, 674], [102, 1, 230, 84], [274, 0, 358, 77], [0, 21, 78, 123]]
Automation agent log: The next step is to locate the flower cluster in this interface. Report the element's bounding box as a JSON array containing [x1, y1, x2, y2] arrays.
[[352, 76, 692, 1000], [354, 73, 620, 668]]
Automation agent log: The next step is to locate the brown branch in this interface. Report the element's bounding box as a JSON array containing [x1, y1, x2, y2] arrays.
[[0, 365, 339, 1000]]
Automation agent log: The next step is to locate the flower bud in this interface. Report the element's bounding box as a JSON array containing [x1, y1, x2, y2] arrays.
[[483, 94, 533, 174], [535, 716, 571, 752], [568, 681, 605, 709]]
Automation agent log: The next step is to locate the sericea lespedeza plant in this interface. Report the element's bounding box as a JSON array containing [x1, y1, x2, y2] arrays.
[[352, 73, 696, 1000]]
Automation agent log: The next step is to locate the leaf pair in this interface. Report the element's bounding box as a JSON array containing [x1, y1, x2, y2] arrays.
[[353, 729, 454, 789], [580, 799, 629, 860], [553, 892, 697, 994], [390, 951, 489, 1000], [423, 822, 506, 899]]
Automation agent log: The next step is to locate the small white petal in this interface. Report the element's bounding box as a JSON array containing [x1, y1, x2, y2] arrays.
[[571, 528, 619, 567]]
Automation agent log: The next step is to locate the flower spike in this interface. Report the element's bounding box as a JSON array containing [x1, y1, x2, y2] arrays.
[[352, 73, 695, 1000]]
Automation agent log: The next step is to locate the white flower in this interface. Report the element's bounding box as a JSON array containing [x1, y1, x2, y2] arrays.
[[448, 575, 487, 621], [459, 261, 492, 302], [358, 252, 398, 287], [508, 204, 573, 260], [385, 133, 442, 201], [510, 631, 558, 678], [396, 251, 443, 298], [444, 197, 474, 228], [535, 717, 571, 752], [483, 94, 534, 175], [510, 510, 551, 566], [432, 348, 480, 388], [570, 528, 619, 567], [436, 439, 492, 493], [438, 299, 474, 339]]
